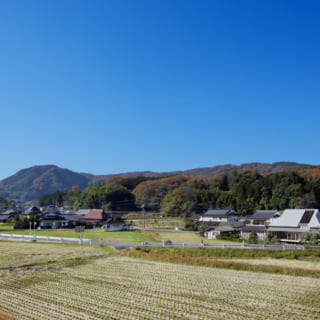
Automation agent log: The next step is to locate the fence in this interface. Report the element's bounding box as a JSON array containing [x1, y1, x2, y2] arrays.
[[0, 233, 93, 245], [1, 233, 319, 250], [140, 241, 320, 250]]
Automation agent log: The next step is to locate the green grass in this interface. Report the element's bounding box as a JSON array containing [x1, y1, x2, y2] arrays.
[[0, 227, 236, 244], [130, 246, 320, 259], [0, 228, 158, 243], [0, 223, 14, 231]]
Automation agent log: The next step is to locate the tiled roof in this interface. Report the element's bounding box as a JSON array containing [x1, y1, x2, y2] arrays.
[[240, 225, 267, 232], [248, 210, 280, 220], [61, 214, 78, 221], [83, 209, 109, 221], [203, 209, 237, 217]]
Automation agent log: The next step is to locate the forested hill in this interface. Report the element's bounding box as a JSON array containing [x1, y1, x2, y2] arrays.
[[0, 165, 91, 201], [0, 162, 315, 201]]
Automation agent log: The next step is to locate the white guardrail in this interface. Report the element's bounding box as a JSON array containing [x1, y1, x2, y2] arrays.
[[0, 233, 93, 245], [1, 233, 319, 250]]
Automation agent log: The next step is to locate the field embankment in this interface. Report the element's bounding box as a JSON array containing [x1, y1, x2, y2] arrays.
[[123, 247, 320, 278]]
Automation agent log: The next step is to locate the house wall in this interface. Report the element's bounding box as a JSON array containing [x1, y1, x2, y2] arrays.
[[205, 230, 220, 239], [200, 215, 238, 223], [241, 231, 266, 241], [40, 220, 69, 229]]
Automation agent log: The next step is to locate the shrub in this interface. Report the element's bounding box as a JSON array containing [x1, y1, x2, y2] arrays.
[[248, 232, 258, 244]]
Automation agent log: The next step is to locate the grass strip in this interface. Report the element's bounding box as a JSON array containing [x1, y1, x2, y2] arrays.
[[123, 247, 320, 278]]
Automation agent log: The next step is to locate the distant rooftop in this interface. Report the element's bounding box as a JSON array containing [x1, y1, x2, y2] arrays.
[[248, 210, 280, 220], [203, 209, 237, 217]]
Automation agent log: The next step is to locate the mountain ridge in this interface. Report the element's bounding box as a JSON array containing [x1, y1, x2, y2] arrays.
[[0, 162, 315, 201]]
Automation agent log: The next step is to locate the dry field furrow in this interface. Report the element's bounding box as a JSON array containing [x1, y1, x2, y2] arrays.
[[0, 255, 320, 320]]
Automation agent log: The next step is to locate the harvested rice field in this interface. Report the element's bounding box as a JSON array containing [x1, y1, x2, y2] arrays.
[[0, 242, 320, 320]]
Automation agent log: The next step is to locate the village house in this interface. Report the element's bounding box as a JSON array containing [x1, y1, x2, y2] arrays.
[[204, 221, 243, 239], [80, 209, 111, 227], [39, 205, 77, 229], [199, 209, 239, 225], [267, 209, 320, 243], [24, 206, 42, 218], [240, 210, 280, 241], [247, 210, 280, 225]]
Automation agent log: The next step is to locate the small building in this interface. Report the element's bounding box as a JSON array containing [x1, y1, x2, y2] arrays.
[[203, 221, 243, 239], [240, 225, 268, 241], [80, 209, 111, 227], [103, 223, 124, 232], [199, 209, 238, 224], [204, 225, 236, 239]]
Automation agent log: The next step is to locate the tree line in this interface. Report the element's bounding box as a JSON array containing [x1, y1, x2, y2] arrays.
[[38, 170, 320, 216]]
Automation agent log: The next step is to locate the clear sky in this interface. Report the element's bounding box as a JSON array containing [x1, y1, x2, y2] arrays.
[[1, 0, 320, 179]]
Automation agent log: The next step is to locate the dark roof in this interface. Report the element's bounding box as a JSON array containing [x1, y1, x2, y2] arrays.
[[248, 210, 279, 220], [206, 221, 244, 231], [40, 207, 63, 220], [203, 209, 237, 217], [213, 225, 236, 232], [240, 225, 267, 232], [40, 214, 65, 221], [0, 215, 8, 221], [60, 214, 78, 221], [25, 206, 42, 215], [2, 208, 21, 215]]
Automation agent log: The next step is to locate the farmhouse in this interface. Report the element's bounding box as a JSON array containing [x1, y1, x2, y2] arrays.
[[267, 209, 320, 242], [247, 210, 280, 225], [80, 209, 111, 227], [199, 209, 238, 224], [39, 206, 69, 229], [24, 206, 42, 217], [241, 210, 280, 241], [2, 207, 22, 217]]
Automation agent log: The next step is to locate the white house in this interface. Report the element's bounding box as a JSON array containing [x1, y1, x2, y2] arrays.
[[205, 225, 236, 239], [199, 209, 238, 223], [267, 209, 320, 242]]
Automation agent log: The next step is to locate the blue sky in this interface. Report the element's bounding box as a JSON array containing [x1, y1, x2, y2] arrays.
[[1, 0, 320, 179]]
